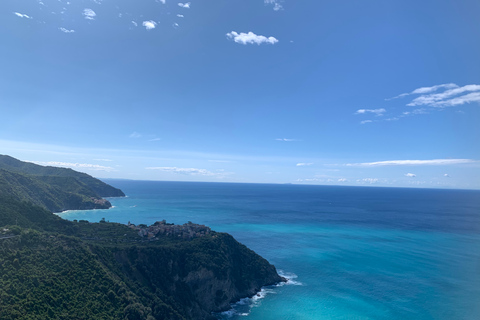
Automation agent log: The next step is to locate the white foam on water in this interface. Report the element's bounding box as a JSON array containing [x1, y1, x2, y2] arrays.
[[278, 270, 304, 286], [216, 272, 299, 319]]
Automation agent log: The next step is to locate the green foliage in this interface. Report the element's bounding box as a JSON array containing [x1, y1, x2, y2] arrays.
[[0, 159, 119, 212], [0, 154, 283, 319], [0, 155, 124, 197]]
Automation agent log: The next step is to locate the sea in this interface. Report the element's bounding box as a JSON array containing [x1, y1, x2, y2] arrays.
[[57, 180, 480, 320]]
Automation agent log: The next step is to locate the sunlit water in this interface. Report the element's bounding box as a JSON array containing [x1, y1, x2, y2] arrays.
[[58, 181, 480, 319]]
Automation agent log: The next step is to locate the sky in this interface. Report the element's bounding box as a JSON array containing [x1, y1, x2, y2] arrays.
[[1, 0, 480, 189]]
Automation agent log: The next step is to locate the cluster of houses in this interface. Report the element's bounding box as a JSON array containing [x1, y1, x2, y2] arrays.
[[128, 220, 212, 240]]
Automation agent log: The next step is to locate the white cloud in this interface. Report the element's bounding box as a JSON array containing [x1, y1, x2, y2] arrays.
[[93, 158, 113, 162], [377, 83, 480, 123], [405, 173, 416, 177], [355, 108, 386, 115], [59, 27, 75, 33], [357, 178, 379, 184], [444, 173, 450, 177], [173, 22, 179, 28], [14, 12, 32, 19], [276, 138, 299, 142], [131, 21, 138, 27], [177, 14, 184, 18], [296, 163, 313, 166], [148, 138, 162, 141], [403, 108, 428, 116], [129, 132, 142, 138], [146, 166, 217, 176], [388, 83, 458, 100], [360, 120, 373, 124], [29, 161, 114, 172], [83, 8, 96, 20], [178, 2, 191, 8], [226, 31, 279, 45], [265, 0, 283, 11], [346, 159, 476, 167], [157, 0, 166, 4], [411, 83, 459, 95], [407, 84, 480, 107], [142, 20, 157, 30], [93, 0, 103, 4], [338, 178, 348, 182]]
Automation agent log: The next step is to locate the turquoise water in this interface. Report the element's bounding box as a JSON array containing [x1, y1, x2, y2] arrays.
[[58, 181, 480, 319]]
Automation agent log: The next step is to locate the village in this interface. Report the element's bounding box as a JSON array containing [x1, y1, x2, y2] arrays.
[[128, 220, 212, 240]]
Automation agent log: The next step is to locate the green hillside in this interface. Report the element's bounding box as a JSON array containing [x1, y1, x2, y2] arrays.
[[0, 155, 125, 197], [0, 155, 284, 319], [0, 155, 125, 212], [0, 198, 283, 320]]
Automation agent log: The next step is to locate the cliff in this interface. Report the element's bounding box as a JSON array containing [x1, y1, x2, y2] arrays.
[[0, 206, 284, 319], [0, 155, 125, 212]]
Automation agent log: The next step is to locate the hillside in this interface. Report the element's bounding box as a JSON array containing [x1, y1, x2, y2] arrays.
[[0, 155, 125, 197], [0, 155, 125, 212], [0, 199, 284, 320], [0, 155, 285, 319]]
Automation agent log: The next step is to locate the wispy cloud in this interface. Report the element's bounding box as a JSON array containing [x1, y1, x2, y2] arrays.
[[405, 173, 416, 177], [14, 12, 33, 19], [177, 14, 184, 18], [142, 20, 157, 30], [131, 21, 138, 27], [355, 108, 386, 115], [364, 83, 480, 124], [178, 2, 191, 9], [296, 163, 313, 166], [360, 120, 373, 124], [59, 27, 75, 33], [357, 178, 379, 184], [29, 161, 114, 172], [402, 108, 428, 116], [226, 31, 279, 45], [129, 132, 142, 138], [346, 159, 476, 167], [387, 83, 480, 111], [146, 166, 217, 176], [94, 158, 113, 162], [265, 0, 283, 11], [83, 8, 96, 20], [276, 138, 299, 142], [157, 0, 166, 4], [388, 83, 458, 100], [148, 138, 162, 141]]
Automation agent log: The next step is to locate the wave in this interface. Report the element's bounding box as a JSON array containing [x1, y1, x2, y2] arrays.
[[216, 271, 301, 319], [278, 270, 303, 286], [217, 287, 275, 319]]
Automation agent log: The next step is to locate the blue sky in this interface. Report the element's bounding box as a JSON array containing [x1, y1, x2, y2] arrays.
[[1, 0, 479, 189]]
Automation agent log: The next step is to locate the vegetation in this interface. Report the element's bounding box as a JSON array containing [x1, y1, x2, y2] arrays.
[[0, 155, 125, 197], [0, 155, 125, 212], [0, 155, 283, 319]]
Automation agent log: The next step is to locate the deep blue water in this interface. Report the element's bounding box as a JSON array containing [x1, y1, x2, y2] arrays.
[[58, 181, 480, 319]]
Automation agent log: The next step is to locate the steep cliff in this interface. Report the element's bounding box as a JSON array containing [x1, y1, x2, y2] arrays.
[[107, 232, 284, 319]]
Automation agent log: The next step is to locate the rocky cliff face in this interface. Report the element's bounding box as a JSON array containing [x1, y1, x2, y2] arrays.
[[108, 232, 284, 319]]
